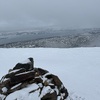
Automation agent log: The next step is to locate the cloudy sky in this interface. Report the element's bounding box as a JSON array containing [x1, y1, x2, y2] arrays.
[[0, 0, 100, 31]]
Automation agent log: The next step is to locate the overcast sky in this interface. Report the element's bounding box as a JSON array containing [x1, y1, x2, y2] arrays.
[[0, 0, 100, 31]]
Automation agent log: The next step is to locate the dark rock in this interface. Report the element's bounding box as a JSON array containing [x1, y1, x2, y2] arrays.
[[36, 68, 48, 75], [10, 70, 35, 85], [5, 68, 26, 79], [34, 78, 43, 84], [45, 74, 62, 88], [41, 91, 57, 100], [13, 58, 34, 71], [44, 73, 68, 99], [60, 87, 69, 99]]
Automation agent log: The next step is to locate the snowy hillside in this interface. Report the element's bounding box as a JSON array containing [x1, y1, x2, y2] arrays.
[[0, 28, 100, 48], [0, 48, 100, 100]]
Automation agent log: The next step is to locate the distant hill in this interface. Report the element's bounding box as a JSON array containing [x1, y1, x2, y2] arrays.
[[0, 28, 100, 48]]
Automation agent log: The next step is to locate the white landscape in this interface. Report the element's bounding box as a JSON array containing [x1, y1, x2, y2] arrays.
[[0, 47, 100, 100]]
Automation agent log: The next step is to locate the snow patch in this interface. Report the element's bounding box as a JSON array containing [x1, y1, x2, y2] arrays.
[[2, 87, 8, 93]]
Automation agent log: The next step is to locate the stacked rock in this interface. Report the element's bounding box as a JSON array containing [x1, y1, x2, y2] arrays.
[[0, 58, 68, 100]]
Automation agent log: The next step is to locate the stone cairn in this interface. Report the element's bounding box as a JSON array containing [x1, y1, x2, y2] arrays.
[[0, 58, 68, 100]]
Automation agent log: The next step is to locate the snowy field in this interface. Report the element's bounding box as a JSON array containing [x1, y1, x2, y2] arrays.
[[0, 47, 100, 100]]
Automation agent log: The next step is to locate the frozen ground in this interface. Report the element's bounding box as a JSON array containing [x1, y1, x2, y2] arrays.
[[0, 47, 100, 100]]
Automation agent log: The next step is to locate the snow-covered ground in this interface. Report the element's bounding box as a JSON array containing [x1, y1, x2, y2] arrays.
[[0, 47, 100, 100]]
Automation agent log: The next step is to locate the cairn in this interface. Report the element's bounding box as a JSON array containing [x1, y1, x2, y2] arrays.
[[0, 58, 68, 100]]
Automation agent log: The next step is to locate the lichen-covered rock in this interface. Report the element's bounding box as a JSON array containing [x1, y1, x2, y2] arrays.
[[0, 58, 68, 100]]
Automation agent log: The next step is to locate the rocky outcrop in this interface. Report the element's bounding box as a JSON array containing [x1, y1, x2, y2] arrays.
[[0, 58, 68, 100]]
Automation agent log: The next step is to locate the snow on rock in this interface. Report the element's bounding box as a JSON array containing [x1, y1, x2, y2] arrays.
[[40, 86, 54, 98], [5, 84, 40, 100], [19, 58, 31, 64], [2, 87, 8, 93], [11, 83, 22, 90], [0, 94, 6, 100]]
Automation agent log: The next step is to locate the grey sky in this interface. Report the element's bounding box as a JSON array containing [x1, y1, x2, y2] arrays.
[[0, 0, 100, 31]]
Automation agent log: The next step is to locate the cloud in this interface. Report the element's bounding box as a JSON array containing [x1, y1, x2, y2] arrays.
[[0, 0, 100, 31]]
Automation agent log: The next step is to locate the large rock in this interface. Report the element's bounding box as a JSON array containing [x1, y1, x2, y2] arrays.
[[0, 58, 68, 100], [13, 57, 34, 71]]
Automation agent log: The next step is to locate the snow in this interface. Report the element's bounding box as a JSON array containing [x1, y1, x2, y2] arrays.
[[11, 83, 22, 90], [15, 70, 34, 76], [2, 87, 8, 93], [19, 58, 31, 64], [0, 94, 5, 100], [0, 47, 100, 100], [40, 86, 54, 98], [6, 84, 40, 100], [8, 69, 21, 73]]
